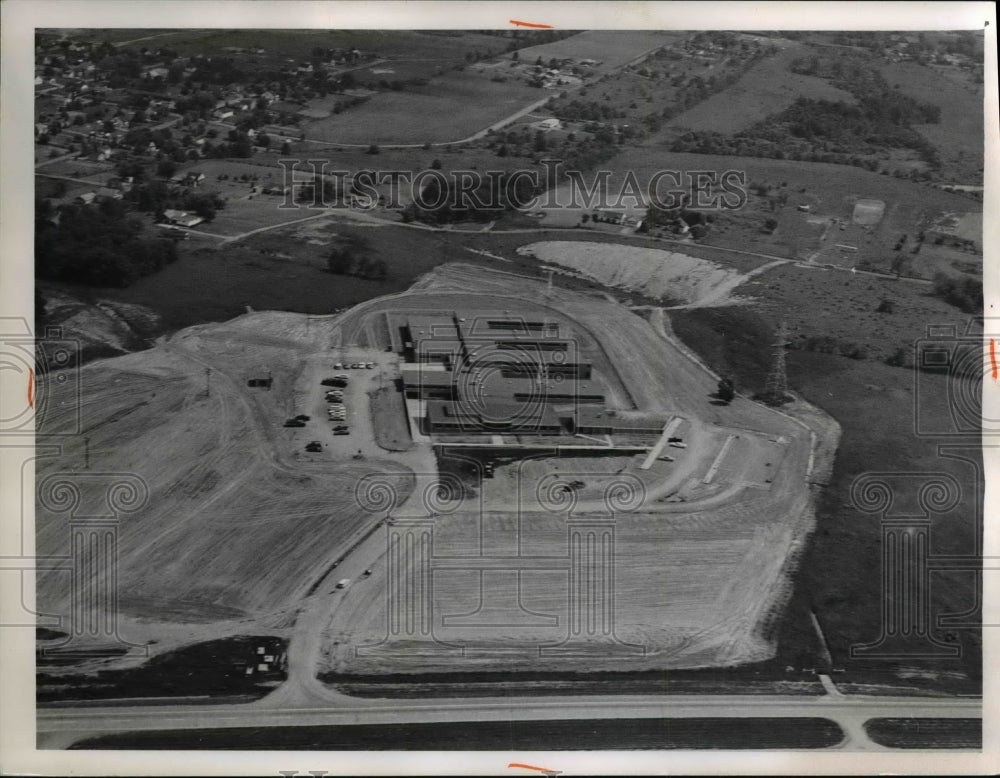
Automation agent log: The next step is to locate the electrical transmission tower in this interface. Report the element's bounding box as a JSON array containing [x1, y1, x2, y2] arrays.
[[763, 320, 790, 404]]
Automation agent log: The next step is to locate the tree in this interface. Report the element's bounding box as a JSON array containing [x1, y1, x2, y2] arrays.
[[280, 141, 291, 155], [256, 132, 271, 149], [327, 247, 353, 275], [156, 159, 177, 179], [430, 158, 442, 170], [716, 378, 735, 403], [366, 143, 380, 155]]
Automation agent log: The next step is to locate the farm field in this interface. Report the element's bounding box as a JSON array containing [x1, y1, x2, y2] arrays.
[[301, 72, 545, 144], [110, 28, 515, 60], [514, 30, 682, 75]]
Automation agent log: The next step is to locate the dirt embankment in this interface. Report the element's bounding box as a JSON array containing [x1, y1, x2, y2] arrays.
[[516, 241, 748, 306], [38, 287, 161, 365]]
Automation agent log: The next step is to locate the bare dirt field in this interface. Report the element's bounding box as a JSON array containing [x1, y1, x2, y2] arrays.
[[35, 311, 420, 665]]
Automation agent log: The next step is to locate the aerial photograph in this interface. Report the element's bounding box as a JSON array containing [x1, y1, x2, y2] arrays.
[[5, 4, 994, 772]]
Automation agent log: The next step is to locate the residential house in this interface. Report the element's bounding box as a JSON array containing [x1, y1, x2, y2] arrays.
[[162, 209, 205, 228], [95, 187, 123, 202]]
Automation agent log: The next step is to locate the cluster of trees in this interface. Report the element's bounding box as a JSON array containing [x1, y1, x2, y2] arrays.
[[791, 335, 868, 361], [126, 182, 225, 222], [403, 170, 538, 226], [733, 95, 939, 167], [932, 272, 983, 314], [640, 203, 713, 239], [326, 236, 388, 281], [35, 200, 178, 288], [552, 98, 624, 123]]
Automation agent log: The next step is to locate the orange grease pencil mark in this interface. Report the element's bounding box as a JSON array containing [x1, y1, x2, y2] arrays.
[[990, 338, 997, 381], [510, 19, 554, 29], [28, 367, 34, 409], [509, 763, 562, 777]]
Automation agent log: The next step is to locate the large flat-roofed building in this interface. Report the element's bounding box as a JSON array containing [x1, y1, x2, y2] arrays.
[[394, 310, 623, 436], [425, 399, 565, 434], [574, 407, 667, 436]]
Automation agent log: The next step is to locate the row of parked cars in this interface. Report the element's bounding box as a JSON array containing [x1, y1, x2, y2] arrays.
[[326, 372, 350, 435], [335, 361, 375, 370]]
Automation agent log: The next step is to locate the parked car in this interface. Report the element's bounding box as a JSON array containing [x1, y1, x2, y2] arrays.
[[283, 419, 306, 428], [294, 414, 310, 421], [365, 363, 375, 369], [334, 429, 350, 435], [305, 441, 322, 452]]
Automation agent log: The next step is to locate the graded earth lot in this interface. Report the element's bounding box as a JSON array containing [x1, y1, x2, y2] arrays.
[[318, 264, 826, 676], [35, 264, 827, 686]]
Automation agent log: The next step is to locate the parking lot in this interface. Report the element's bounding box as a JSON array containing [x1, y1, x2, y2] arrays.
[[288, 349, 400, 462]]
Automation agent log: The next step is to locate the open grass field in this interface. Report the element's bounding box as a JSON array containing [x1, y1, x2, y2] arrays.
[[590, 148, 981, 262], [95, 217, 465, 331], [669, 297, 982, 690], [741, 261, 970, 362], [72, 717, 845, 750], [301, 72, 545, 144], [879, 61, 984, 185], [663, 44, 855, 136], [864, 718, 982, 749]]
